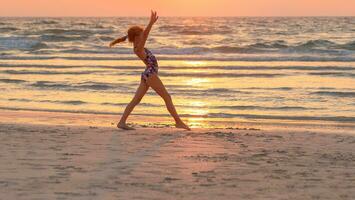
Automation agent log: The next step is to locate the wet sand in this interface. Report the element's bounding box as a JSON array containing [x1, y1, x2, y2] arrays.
[[1, 121, 355, 200]]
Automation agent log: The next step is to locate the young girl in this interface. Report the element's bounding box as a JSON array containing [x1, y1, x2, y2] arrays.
[[109, 11, 190, 130]]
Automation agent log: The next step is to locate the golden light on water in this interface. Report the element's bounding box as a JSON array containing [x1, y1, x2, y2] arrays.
[[185, 101, 209, 128], [187, 116, 207, 128], [184, 61, 206, 66], [185, 78, 209, 86], [189, 101, 207, 108], [181, 62, 212, 127]]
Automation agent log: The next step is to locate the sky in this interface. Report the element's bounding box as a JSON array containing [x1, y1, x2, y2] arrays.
[[0, 0, 354, 17]]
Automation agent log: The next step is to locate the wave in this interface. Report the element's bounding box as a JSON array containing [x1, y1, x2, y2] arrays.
[[167, 88, 248, 97], [211, 40, 355, 54], [4, 97, 321, 112], [1, 70, 98, 75], [117, 40, 355, 55], [102, 102, 160, 107], [0, 78, 27, 84], [209, 46, 257, 53], [0, 106, 121, 116], [33, 20, 59, 25], [296, 39, 336, 49], [0, 106, 354, 123], [72, 22, 88, 26], [0, 27, 18, 32], [0, 53, 355, 61], [101, 102, 128, 106], [157, 72, 286, 78], [177, 29, 231, 35], [207, 88, 235, 93], [207, 113, 355, 122], [248, 41, 288, 49], [311, 91, 355, 98], [0, 63, 89, 69], [29, 81, 117, 91], [48, 52, 355, 63], [40, 35, 88, 42], [27, 80, 241, 97], [38, 28, 113, 36], [215, 105, 316, 111], [309, 72, 355, 78], [0, 106, 164, 117], [8, 98, 31, 102], [2, 49, 353, 62], [244, 87, 293, 91], [8, 98, 86, 105], [41, 28, 92, 36], [171, 40, 355, 54], [77, 82, 115, 90], [1, 63, 354, 76], [60, 48, 119, 54], [0, 56, 63, 61], [158, 25, 233, 35], [39, 100, 87, 105], [0, 37, 48, 50], [32, 43, 49, 50], [30, 81, 70, 89], [338, 41, 355, 51]]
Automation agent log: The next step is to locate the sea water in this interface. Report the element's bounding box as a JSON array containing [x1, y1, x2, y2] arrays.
[[0, 17, 354, 128]]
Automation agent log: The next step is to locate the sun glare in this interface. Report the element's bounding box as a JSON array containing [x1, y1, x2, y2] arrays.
[[185, 78, 209, 86], [185, 61, 206, 66]]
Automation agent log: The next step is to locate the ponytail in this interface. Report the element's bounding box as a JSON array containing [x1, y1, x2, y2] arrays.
[[120, 35, 128, 43], [117, 35, 128, 44], [110, 35, 128, 47]]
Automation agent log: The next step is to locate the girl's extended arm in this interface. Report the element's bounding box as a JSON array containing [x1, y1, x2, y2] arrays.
[[136, 10, 159, 51]]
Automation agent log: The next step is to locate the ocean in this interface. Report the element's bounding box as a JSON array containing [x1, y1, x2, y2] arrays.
[[0, 17, 354, 129]]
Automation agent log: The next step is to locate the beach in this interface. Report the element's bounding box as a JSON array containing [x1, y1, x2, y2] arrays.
[[1, 111, 355, 200], [0, 16, 355, 199]]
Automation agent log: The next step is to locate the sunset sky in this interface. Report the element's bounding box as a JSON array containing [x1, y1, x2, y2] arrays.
[[1, 0, 354, 17]]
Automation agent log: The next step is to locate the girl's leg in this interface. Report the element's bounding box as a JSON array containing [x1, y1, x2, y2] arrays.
[[117, 80, 149, 130], [147, 74, 190, 130]]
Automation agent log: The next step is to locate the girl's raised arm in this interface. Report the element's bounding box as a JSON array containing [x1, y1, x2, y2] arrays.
[[136, 10, 159, 51]]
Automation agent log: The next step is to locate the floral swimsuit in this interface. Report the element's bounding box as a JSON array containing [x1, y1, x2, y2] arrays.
[[141, 48, 158, 82]]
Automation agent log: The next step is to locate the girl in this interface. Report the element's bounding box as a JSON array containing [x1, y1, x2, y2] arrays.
[[109, 11, 190, 130]]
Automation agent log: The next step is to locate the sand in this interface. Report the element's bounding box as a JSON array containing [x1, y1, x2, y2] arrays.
[[0, 119, 355, 200]]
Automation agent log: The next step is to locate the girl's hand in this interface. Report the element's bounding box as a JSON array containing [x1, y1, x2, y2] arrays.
[[150, 10, 159, 24]]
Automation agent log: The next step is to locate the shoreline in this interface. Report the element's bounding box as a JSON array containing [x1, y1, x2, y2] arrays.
[[0, 109, 354, 134]]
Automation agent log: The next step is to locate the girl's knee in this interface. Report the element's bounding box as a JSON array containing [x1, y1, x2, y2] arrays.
[[163, 93, 172, 102]]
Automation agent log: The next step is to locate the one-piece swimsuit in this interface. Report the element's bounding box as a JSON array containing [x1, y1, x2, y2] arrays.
[[141, 48, 158, 81]]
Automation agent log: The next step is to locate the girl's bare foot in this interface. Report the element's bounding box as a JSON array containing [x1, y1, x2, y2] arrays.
[[117, 122, 135, 130], [175, 121, 191, 130]]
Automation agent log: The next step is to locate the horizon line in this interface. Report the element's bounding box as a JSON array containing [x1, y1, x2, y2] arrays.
[[0, 15, 354, 18]]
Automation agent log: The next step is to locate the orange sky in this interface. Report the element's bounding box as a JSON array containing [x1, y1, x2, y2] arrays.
[[1, 0, 354, 17]]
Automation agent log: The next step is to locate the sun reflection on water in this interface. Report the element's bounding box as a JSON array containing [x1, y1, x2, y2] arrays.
[[185, 78, 210, 86], [184, 101, 209, 128], [184, 61, 206, 66]]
